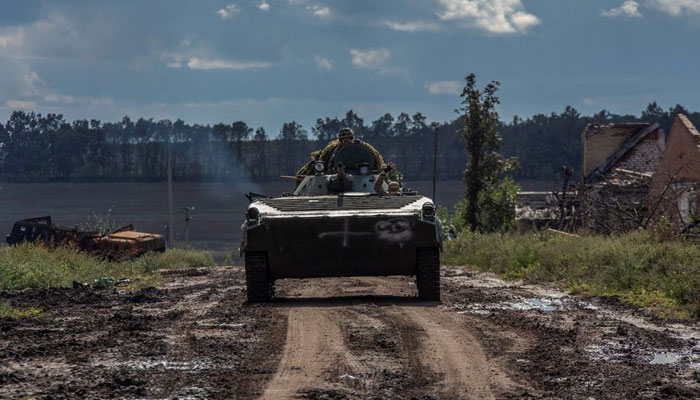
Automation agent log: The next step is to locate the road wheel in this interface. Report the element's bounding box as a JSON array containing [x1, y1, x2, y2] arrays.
[[416, 247, 440, 302], [245, 252, 275, 303]]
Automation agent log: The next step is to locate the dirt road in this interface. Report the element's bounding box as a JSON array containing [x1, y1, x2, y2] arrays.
[[2, 266, 700, 399]]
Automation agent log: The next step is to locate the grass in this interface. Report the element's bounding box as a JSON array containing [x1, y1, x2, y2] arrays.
[[0, 243, 215, 292], [443, 230, 700, 320], [0, 300, 44, 319]]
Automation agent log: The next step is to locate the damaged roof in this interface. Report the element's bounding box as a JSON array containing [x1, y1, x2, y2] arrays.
[[584, 123, 660, 184]]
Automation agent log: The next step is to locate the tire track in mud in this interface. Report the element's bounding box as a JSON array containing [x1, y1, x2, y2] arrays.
[[265, 276, 523, 399], [385, 305, 516, 399], [261, 308, 347, 399]]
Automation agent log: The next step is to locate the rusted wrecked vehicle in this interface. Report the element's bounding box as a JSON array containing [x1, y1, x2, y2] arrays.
[[5, 216, 165, 260], [239, 142, 443, 302]]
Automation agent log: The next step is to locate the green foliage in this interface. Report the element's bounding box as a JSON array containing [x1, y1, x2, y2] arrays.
[[450, 177, 519, 233], [80, 208, 118, 234], [2, 104, 700, 183], [444, 231, 700, 319], [0, 300, 45, 319], [457, 73, 519, 232], [223, 254, 234, 265], [130, 248, 215, 273], [0, 243, 215, 291]]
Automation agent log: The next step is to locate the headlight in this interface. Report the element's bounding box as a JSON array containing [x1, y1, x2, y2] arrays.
[[422, 202, 436, 221], [246, 207, 260, 223], [314, 161, 325, 174]]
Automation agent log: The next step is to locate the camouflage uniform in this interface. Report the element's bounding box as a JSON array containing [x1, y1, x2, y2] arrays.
[[318, 138, 384, 170], [294, 129, 384, 186], [295, 150, 323, 187]]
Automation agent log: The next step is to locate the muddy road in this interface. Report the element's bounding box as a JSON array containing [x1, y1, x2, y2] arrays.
[[2, 266, 700, 399]]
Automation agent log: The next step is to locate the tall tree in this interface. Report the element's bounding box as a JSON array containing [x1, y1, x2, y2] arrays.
[[253, 127, 268, 178], [341, 110, 366, 138], [312, 117, 342, 142], [458, 73, 518, 232], [231, 121, 253, 163]]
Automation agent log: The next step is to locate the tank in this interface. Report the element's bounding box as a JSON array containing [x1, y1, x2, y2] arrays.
[[239, 142, 442, 302]]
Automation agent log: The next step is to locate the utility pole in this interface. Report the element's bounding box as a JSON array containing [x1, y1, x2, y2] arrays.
[[432, 127, 439, 203], [180, 206, 195, 248], [167, 150, 174, 248]]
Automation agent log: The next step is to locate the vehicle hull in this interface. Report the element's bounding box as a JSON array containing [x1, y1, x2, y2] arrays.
[[244, 214, 439, 279]]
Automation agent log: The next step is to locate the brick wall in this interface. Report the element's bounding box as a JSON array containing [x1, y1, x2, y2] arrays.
[[650, 115, 700, 224], [581, 123, 650, 177], [612, 130, 665, 175]]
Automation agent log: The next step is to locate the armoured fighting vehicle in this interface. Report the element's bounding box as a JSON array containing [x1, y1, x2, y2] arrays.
[[239, 142, 442, 302], [6, 216, 165, 260]]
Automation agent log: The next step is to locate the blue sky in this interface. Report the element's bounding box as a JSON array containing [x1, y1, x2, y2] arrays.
[[0, 0, 699, 135]]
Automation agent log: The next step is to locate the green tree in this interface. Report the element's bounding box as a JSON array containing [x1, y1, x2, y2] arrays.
[[312, 117, 342, 142], [253, 127, 268, 178], [458, 73, 519, 232]]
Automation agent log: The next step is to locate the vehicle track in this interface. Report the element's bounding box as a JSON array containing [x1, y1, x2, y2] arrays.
[[264, 276, 519, 399]]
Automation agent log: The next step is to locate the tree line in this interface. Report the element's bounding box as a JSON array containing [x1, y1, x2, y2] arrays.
[[0, 103, 698, 183]]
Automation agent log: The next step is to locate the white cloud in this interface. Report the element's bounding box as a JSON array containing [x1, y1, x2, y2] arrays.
[[5, 100, 36, 109], [314, 55, 333, 70], [426, 81, 461, 95], [382, 20, 441, 32], [0, 31, 23, 49], [646, 0, 700, 16], [186, 57, 271, 70], [583, 98, 597, 106], [258, 1, 270, 11], [43, 94, 113, 106], [602, 1, 643, 18], [307, 4, 331, 19], [217, 4, 241, 19], [437, 0, 540, 34], [350, 49, 390, 70]]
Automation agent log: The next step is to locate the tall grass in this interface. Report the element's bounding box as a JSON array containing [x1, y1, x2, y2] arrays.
[[0, 243, 215, 291], [444, 230, 700, 319]]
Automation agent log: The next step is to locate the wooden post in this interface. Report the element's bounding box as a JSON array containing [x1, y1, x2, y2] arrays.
[[432, 127, 439, 203], [167, 150, 174, 248]]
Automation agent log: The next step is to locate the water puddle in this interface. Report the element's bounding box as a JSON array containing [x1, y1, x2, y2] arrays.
[[586, 344, 698, 367], [119, 359, 221, 371], [650, 352, 683, 365], [452, 297, 565, 314]]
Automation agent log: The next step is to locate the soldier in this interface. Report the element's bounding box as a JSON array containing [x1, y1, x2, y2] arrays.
[[374, 164, 401, 195], [318, 128, 383, 170], [295, 128, 384, 185]]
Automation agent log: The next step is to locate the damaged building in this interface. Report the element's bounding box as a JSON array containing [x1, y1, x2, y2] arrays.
[[581, 122, 665, 234], [517, 122, 667, 234], [650, 114, 700, 233]]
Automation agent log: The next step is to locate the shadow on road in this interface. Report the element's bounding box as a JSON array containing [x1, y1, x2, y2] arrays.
[[267, 295, 440, 308]]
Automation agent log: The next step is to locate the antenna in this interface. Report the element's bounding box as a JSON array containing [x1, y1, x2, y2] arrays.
[[432, 127, 439, 202]]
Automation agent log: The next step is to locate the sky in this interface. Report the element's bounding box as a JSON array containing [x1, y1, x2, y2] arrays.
[[1, 0, 699, 135]]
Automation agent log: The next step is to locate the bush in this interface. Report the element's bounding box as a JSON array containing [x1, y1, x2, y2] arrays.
[[0, 243, 215, 291], [444, 230, 700, 319]]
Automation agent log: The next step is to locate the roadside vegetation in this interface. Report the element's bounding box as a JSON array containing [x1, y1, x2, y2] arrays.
[[0, 243, 215, 292], [444, 230, 700, 319], [0, 300, 44, 319]]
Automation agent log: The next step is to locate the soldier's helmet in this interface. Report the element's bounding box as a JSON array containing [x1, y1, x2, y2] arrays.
[[388, 181, 400, 193], [338, 128, 355, 140]]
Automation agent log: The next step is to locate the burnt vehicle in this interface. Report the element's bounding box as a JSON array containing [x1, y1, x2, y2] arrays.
[[6, 216, 165, 260], [240, 142, 442, 302]]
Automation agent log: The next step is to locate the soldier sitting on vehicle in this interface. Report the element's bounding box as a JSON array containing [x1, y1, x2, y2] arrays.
[[374, 164, 401, 195], [295, 127, 384, 186]]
